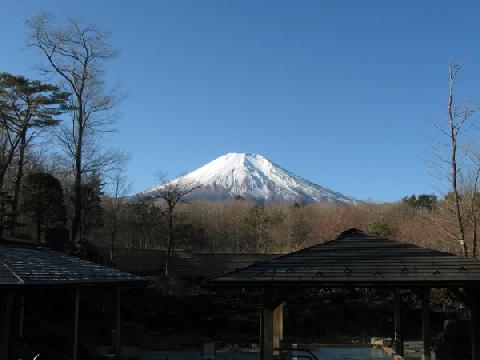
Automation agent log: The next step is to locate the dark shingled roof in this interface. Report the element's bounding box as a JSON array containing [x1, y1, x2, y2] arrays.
[[211, 228, 480, 288], [0, 237, 143, 287]]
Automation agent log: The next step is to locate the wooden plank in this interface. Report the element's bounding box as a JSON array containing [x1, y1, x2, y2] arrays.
[[228, 274, 480, 281], [260, 306, 273, 360], [467, 287, 480, 360], [1, 290, 13, 360], [394, 289, 403, 356], [422, 288, 431, 360], [114, 286, 121, 359], [234, 267, 480, 273], [273, 303, 284, 354], [73, 288, 80, 360]]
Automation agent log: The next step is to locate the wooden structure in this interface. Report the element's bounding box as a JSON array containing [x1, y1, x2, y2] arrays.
[[98, 247, 277, 277], [0, 236, 143, 360], [211, 228, 480, 360]]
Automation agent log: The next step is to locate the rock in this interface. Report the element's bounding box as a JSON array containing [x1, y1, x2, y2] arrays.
[[371, 337, 392, 346]]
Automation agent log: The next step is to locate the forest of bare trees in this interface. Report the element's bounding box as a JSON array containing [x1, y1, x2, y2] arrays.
[[90, 194, 474, 257]]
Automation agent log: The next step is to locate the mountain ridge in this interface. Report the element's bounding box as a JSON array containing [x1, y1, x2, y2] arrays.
[[144, 153, 356, 204]]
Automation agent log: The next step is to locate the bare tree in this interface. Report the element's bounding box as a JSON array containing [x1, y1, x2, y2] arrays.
[[148, 174, 199, 277], [129, 194, 162, 249], [447, 60, 471, 256], [462, 145, 480, 259], [26, 13, 121, 245], [103, 168, 132, 265], [432, 59, 476, 256], [468, 169, 480, 258]]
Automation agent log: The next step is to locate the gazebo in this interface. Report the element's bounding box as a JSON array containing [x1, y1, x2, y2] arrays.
[[211, 228, 480, 360], [0, 236, 144, 360]]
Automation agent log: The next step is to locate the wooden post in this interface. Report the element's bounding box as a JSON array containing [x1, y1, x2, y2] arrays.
[[73, 288, 80, 360], [1, 290, 14, 360], [261, 307, 273, 360], [259, 310, 263, 355], [422, 288, 431, 360], [260, 288, 274, 360], [394, 289, 404, 356], [273, 302, 284, 355], [469, 288, 480, 360], [113, 286, 121, 359], [11, 292, 25, 348], [18, 294, 24, 340]]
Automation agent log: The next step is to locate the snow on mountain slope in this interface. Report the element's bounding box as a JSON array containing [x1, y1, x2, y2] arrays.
[[145, 153, 356, 204]]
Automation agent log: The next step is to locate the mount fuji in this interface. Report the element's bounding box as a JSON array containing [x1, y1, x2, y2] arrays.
[[144, 153, 356, 204]]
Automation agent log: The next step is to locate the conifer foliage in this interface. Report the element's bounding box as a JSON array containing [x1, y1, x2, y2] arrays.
[[21, 172, 67, 243]]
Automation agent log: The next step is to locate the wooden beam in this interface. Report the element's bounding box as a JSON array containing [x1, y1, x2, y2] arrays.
[[1, 290, 13, 360], [472, 301, 480, 360], [259, 310, 263, 355], [273, 302, 284, 355], [422, 288, 431, 360], [11, 293, 24, 341], [260, 288, 274, 360], [18, 294, 24, 340], [260, 306, 273, 360], [467, 287, 480, 360], [73, 288, 80, 360], [394, 289, 404, 356], [114, 286, 121, 359]]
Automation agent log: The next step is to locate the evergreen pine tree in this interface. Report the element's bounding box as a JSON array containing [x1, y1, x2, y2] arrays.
[[21, 172, 67, 243]]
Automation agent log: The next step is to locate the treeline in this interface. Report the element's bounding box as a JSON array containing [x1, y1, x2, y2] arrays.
[[89, 193, 474, 257]]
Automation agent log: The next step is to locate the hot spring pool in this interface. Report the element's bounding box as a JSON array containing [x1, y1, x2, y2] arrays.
[[309, 346, 392, 360]]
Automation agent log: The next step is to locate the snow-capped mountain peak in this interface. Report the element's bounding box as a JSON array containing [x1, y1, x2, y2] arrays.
[[146, 152, 356, 204]]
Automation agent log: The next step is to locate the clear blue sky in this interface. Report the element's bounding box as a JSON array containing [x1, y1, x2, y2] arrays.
[[2, 0, 480, 202]]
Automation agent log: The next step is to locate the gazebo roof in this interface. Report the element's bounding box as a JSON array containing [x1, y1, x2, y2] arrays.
[[211, 228, 480, 288], [0, 237, 143, 287]]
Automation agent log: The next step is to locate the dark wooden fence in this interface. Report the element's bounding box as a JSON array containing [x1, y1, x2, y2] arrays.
[[97, 248, 278, 277]]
